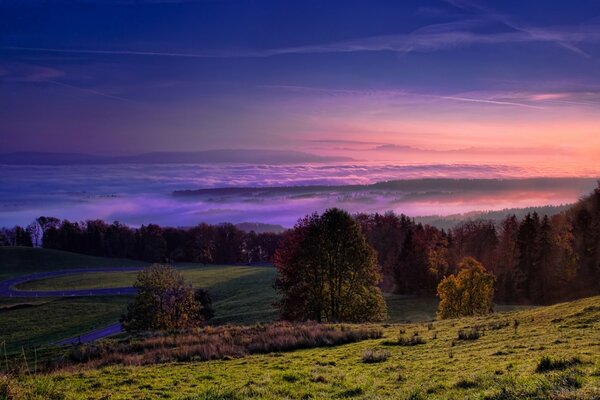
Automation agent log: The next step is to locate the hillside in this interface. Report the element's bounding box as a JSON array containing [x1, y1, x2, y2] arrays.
[[0, 247, 143, 279], [4, 296, 599, 399]]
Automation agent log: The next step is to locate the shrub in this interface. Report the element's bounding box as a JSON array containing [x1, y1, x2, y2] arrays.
[[361, 349, 390, 364], [122, 264, 204, 333], [397, 335, 426, 346], [457, 328, 481, 341], [536, 356, 582, 373], [383, 330, 426, 346]]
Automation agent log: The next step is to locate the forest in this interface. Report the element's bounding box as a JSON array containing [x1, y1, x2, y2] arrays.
[[2, 183, 599, 306]]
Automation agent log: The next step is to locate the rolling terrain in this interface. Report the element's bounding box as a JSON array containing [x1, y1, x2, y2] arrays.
[[0, 248, 534, 354], [3, 295, 599, 399]]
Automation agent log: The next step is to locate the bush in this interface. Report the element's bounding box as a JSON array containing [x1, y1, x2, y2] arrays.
[[457, 328, 482, 341], [397, 335, 426, 346], [536, 355, 582, 372], [122, 264, 205, 332], [383, 330, 426, 346], [361, 349, 390, 363]]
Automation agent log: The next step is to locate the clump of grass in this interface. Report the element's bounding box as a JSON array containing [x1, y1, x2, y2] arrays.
[[337, 387, 364, 397], [552, 369, 583, 389], [457, 328, 482, 341], [384, 330, 426, 346], [454, 376, 480, 389], [361, 349, 390, 364], [64, 322, 382, 369], [398, 335, 426, 346], [182, 388, 242, 400], [536, 355, 582, 373], [0, 373, 23, 400], [281, 373, 300, 383], [405, 389, 425, 400]]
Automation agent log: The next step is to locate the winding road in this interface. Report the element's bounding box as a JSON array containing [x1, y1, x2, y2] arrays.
[[0, 267, 144, 344], [0, 267, 143, 298]]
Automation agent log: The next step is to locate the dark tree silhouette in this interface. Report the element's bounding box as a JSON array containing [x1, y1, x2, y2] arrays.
[[275, 208, 387, 322]]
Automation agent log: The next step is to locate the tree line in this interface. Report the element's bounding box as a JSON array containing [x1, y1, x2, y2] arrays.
[[2, 183, 599, 306], [0, 217, 282, 265], [356, 183, 600, 304]]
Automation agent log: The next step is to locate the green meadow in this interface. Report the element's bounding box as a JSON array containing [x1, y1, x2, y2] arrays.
[[0, 248, 599, 399], [1, 248, 535, 355], [5, 295, 600, 399]]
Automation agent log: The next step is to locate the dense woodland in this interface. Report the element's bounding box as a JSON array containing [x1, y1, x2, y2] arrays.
[[2, 184, 599, 305]]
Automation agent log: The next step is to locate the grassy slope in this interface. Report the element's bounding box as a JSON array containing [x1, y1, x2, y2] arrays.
[[1, 248, 532, 354], [0, 247, 144, 279], [0, 267, 277, 352], [13, 296, 600, 400], [0, 297, 130, 351], [0, 248, 279, 350]]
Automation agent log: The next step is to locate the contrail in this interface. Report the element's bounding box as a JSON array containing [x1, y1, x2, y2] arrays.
[[46, 80, 135, 103], [2, 46, 224, 59], [436, 95, 544, 109]]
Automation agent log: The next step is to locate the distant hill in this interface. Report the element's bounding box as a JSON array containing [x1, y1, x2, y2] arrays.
[[173, 177, 598, 198], [0, 150, 353, 165], [414, 204, 573, 230]]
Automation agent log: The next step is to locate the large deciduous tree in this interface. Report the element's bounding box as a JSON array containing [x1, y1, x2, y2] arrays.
[[122, 264, 204, 332], [274, 208, 387, 323], [436, 257, 495, 319]]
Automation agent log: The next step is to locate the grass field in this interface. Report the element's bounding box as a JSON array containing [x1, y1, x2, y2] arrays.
[[0, 248, 528, 354], [0, 247, 144, 280], [0, 296, 130, 352], [5, 296, 599, 399], [0, 263, 279, 352]]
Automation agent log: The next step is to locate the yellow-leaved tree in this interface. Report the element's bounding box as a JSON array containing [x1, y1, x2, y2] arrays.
[[436, 257, 495, 319]]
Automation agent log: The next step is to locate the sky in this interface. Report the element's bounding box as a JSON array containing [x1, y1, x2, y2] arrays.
[[1, 0, 600, 174]]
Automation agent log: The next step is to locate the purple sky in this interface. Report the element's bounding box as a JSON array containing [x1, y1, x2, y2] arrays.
[[1, 0, 600, 175]]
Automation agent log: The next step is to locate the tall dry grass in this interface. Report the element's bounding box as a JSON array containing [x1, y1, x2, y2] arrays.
[[66, 322, 382, 368]]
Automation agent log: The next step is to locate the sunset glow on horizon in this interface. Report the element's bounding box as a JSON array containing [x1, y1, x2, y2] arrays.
[[2, 0, 600, 227], [2, 0, 600, 179]]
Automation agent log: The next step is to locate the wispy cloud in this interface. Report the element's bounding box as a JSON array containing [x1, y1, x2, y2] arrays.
[[0, 62, 133, 102], [262, 84, 545, 110], [45, 80, 134, 103], [4, 15, 599, 60], [444, 0, 593, 58], [434, 95, 544, 109]]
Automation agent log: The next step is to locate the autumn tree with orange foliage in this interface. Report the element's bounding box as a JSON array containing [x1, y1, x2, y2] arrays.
[[436, 257, 495, 319]]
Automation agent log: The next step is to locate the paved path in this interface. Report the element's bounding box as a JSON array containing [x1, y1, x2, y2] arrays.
[[0, 267, 143, 298], [54, 322, 124, 346]]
